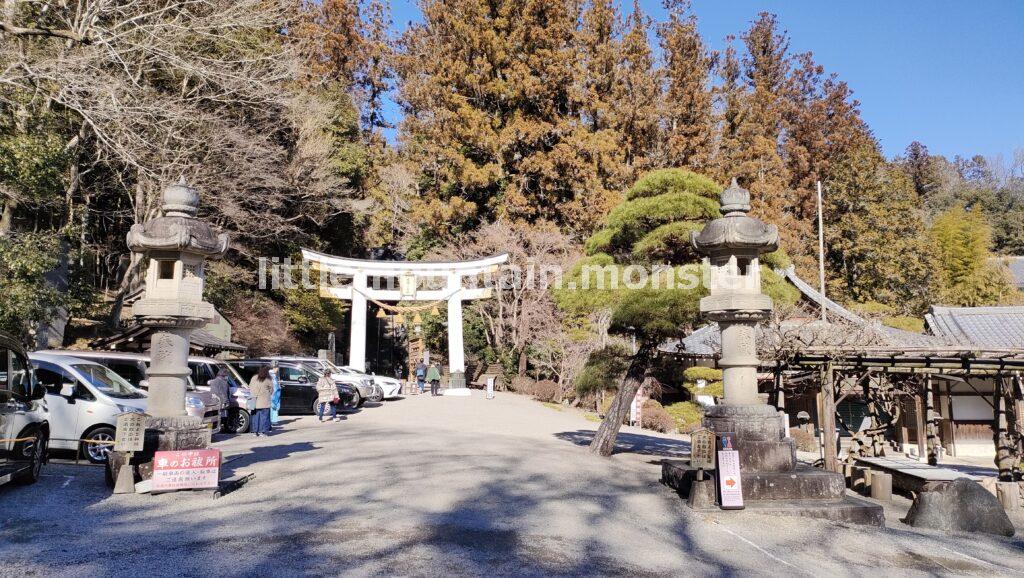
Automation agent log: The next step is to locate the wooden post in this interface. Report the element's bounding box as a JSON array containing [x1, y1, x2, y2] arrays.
[[994, 374, 1012, 481], [914, 381, 926, 460], [944, 381, 957, 457], [821, 364, 839, 473], [925, 376, 940, 466]]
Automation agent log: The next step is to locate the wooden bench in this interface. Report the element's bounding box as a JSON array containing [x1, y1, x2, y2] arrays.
[[854, 455, 978, 494]]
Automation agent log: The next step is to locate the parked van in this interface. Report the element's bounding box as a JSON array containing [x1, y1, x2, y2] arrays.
[[29, 352, 146, 464], [39, 350, 223, 431], [0, 333, 49, 485], [188, 356, 255, 433]]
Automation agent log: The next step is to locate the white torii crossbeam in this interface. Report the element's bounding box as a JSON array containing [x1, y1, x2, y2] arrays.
[[301, 249, 509, 396]]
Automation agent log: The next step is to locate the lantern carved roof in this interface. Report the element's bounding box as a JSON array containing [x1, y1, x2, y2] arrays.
[[126, 177, 229, 257], [691, 178, 779, 255]]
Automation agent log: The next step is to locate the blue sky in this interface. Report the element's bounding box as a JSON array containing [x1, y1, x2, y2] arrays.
[[386, 0, 1023, 161]]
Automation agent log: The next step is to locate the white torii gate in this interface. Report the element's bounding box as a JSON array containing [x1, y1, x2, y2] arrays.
[[301, 249, 508, 396]]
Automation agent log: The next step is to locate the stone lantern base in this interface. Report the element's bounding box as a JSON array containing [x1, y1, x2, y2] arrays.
[[662, 403, 885, 526], [108, 416, 212, 489]]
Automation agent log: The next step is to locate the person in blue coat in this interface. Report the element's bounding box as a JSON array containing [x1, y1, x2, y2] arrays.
[[269, 362, 282, 428]]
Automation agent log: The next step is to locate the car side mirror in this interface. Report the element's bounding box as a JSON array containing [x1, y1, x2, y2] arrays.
[[60, 382, 76, 398], [12, 377, 46, 401], [297, 375, 308, 384]]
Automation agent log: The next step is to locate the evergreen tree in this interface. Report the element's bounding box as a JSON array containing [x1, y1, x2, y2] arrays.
[[658, 0, 715, 171], [396, 0, 620, 241], [824, 138, 936, 313], [610, 0, 661, 176]]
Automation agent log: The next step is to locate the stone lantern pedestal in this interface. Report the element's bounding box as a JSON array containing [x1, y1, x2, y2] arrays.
[[661, 179, 882, 526], [108, 177, 228, 489]]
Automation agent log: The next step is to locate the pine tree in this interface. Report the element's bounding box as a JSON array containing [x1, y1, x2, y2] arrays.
[[297, 0, 365, 85], [658, 0, 715, 171]]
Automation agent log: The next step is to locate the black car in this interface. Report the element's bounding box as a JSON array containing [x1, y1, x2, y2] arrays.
[[228, 359, 356, 414]]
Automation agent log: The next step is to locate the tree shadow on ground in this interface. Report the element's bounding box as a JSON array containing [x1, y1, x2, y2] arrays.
[[553, 430, 691, 458]]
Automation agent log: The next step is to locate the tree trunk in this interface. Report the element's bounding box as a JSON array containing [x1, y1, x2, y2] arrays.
[[589, 344, 651, 457], [518, 349, 527, 375]]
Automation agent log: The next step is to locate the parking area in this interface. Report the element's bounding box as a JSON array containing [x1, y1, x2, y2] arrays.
[[2, 391, 1024, 577]]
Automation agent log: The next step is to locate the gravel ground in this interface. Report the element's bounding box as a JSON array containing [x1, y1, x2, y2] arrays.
[[1, 390, 1023, 577]]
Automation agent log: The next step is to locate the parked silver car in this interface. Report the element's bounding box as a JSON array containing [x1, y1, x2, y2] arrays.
[[188, 356, 255, 433]]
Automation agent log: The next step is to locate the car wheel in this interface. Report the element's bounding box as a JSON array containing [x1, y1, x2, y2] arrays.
[[82, 427, 116, 464], [225, 408, 250, 434], [352, 390, 363, 408], [311, 398, 321, 415], [13, 430, 47, 485]]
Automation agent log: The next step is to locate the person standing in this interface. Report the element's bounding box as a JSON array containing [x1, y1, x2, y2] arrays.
[[414, 361, 427, 394], [269, 362, 282, 428], [248, 366, 274, 437], [316, 373, 340, 422], [208, 369, 231, 428], [426, 362, 442, 397]]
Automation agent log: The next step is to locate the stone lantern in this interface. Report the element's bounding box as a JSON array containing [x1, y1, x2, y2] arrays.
[[684, 179, 881, 523], [691, 178, 788, 471], [120, 177, 228, 472]]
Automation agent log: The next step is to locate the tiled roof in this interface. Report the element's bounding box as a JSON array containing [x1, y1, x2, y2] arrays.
[[660, 266, 947, 358], [999, 256, 1024, 289], [925, 306, 1024, 349]]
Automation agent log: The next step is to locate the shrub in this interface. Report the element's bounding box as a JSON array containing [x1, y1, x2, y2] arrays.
[[510, 376, 536, 396], [682, 367, 722, 382], [681, 367, 724, 399], [664, 401, 704, 433], [641, 400, 676, 433], [533, 380, 561, 403], [791, 428, 818, 452]]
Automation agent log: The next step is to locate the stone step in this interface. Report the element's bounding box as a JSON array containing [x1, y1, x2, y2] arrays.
[[663, 460, 845, 501], [741, 496, 884, 527]]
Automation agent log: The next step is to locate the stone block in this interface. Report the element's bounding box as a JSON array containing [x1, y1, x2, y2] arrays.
[[903, 478, 1015, 536], [688, 478, 717, 510], [742, 468, 846, 501], [870, 472, 892, 502], [996, 482, 1021, 512]]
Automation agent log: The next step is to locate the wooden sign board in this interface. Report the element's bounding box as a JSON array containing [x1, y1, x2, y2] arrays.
[[716, 434, 744, 510], [690, 429, 716, 470], [114, 413, 145, 452], [152, 449, 221, 492]]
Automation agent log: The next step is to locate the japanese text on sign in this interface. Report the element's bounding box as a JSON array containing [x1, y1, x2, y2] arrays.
[[151, 449, 221, 492], [690, 429, 716, 470], [114, 413, 145, 452]]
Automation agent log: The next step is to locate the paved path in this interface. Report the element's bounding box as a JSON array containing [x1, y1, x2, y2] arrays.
[[1, 391, 1022, 577]]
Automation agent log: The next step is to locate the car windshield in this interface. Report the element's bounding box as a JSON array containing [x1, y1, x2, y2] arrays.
[[71, 363, 144, 399]]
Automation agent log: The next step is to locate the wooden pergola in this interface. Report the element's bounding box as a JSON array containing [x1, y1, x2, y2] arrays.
[[775, 346, 1024, 481]]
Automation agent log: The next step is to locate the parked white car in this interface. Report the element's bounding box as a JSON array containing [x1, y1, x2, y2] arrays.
[[29, 352, 147, 464], [339, 366, 403, 399], [266, 356, 386, 404], [38, 350, 223, 431]]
